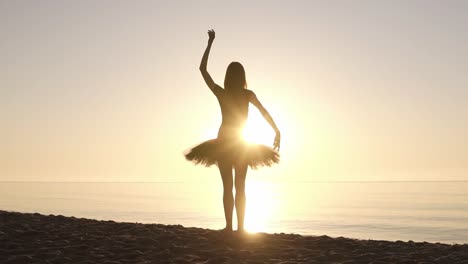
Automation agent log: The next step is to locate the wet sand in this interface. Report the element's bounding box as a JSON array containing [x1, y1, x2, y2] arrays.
[[1, 210, 467, 263]]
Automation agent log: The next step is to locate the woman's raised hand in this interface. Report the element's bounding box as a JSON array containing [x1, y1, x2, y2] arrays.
[[207, 29, 215, 43]]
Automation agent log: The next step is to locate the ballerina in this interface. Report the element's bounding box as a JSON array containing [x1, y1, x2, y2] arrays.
[[185, 29, 281, 232]]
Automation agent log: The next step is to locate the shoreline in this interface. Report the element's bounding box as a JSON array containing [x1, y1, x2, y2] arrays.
[[1, 210, 467, 263]]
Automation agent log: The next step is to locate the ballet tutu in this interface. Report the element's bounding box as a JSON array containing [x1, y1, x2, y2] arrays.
[[184, 138, 279, 169]]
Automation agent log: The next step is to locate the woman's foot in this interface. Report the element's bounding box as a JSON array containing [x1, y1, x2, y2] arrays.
[[220, 226, 233, 233]]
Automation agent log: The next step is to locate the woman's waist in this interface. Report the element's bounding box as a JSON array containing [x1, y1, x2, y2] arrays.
[[217, 125, 244, 139]]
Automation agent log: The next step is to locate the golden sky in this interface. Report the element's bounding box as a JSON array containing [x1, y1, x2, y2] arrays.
[[1, 1, 467, 181]]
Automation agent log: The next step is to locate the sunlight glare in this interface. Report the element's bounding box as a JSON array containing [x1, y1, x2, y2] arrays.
[[242, 110, 275, 145], [244, 180, 276, 233]]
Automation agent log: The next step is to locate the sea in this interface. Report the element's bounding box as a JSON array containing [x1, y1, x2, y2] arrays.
[[1, 181, 467, 244]]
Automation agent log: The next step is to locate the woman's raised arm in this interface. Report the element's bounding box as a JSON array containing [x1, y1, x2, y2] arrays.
[[199, 29, 223, 97]]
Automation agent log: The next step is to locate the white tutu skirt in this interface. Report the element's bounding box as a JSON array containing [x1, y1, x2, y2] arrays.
[[184, 138, 279, 169]]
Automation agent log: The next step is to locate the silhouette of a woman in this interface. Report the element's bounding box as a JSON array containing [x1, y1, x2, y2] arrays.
[[185, 30, 281, 232]]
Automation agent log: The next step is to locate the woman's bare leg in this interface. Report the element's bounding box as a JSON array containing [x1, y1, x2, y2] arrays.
[[234, 162, 248, 232], [218, 160, 234, 231]]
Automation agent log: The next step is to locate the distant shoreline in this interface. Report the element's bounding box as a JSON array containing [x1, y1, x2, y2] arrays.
[[2, 180, 468, 183], [1, 210, 467, 263]]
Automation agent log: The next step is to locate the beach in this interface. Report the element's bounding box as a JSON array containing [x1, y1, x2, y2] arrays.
[[1, 211, 467, 263]]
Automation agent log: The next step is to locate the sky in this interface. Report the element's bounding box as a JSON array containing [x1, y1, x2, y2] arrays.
[[1, 0, 467, 182]]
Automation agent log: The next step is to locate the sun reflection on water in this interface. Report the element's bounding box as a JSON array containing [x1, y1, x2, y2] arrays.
[[244, 180, 277, 233]]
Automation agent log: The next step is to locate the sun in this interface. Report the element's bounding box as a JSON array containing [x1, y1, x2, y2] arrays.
[[242, 109, 275, 145]]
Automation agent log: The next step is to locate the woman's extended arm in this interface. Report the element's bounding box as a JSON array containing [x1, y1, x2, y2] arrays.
[[248, 91, 281, 151], [199, 29, 222, 97]]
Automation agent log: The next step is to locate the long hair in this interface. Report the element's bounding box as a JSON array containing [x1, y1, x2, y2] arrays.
[[224, 62, 247, 91]]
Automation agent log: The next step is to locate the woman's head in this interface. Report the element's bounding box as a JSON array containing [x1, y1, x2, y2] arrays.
[[224, 62, 247, 91]]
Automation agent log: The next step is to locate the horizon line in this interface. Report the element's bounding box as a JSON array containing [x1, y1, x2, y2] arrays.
[[1, 180, 468, 183]]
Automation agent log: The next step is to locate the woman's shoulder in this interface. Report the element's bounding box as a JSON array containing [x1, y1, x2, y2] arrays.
[[244, 89, 254, 95], [244, 89, 256, 99]]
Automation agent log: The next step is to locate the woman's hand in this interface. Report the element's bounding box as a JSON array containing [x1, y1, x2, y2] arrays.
[[273, 132, 281, 151], [207, 29, 215, 43]]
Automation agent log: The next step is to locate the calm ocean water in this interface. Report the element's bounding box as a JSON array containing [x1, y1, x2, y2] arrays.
[[1, 181, 467, 244]]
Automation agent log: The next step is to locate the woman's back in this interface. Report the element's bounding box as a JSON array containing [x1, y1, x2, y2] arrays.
[[217, 89, 250, 139]]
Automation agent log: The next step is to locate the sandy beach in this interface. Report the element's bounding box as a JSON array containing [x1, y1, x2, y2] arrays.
[[1, 211, 467, 264]]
